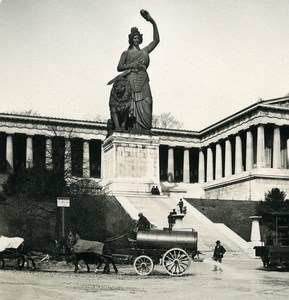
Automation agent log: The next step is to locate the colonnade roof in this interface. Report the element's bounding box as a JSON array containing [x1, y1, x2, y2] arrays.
[[1, 95, 289, 144]]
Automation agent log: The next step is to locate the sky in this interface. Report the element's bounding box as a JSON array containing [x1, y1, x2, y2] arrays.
[[1, 0, 289, 131]]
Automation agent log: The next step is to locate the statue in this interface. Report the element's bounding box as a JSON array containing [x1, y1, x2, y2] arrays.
[[108, 78, 132, 134], [107, 10, 160, 135]]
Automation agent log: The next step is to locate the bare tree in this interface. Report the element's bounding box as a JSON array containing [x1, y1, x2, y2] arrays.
[[9, 109, 41, 116], [152, 112, 183, 129]]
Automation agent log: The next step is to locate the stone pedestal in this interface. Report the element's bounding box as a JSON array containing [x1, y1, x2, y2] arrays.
[[173, 214, 185, 229], [101, 132, 160, 194]]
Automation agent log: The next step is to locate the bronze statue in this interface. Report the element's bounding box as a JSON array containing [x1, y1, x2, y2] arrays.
[[109, 78, 132, 133], [107, 10, 160, 135]]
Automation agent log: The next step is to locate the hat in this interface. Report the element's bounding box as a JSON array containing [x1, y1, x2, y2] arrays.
[[216, 240, 220, 244]]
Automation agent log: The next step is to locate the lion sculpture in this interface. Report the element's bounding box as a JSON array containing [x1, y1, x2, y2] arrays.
[[107, 78, 133, 135]]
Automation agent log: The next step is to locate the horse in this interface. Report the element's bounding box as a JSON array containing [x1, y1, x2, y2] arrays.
[[0, 236, 36, 270], [55, 234, 118, 274]]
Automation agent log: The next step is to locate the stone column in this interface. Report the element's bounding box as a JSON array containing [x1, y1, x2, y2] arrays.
[[235, 134, 243, 174], [273, 126, 281, 169], [167, 146, 174, 182], [246, 130, 254, 171], [198, 149, 205, 183], [26, 135, 33, 168], [83, 140, 90, 178], [257, 125, 265, 168], [64, 139, 72, 177], [6, 134, 13, 173], [287, 138, 289, 169], [46, 138, 53, 169], [206, 146, 213, 182], [215, 143, 222, 180], [249, 216, 263, 246], [183, 148, 190, 183], [225, 139, 232, 176]]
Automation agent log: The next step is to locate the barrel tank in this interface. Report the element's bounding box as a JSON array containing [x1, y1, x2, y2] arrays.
[[136, 229, 198, 251]]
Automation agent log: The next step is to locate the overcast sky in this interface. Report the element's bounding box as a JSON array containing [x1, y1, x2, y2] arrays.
[[1, 0, 289, 130]]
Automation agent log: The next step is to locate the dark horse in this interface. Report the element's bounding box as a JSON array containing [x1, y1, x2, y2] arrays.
[[0, 237, 36, 270], [55, 233, 118, 274]]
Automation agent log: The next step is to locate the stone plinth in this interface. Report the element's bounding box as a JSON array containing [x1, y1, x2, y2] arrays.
[[173, 214, 185, 229], [101, 132, 160, 194], [249, 215, 263, 247]]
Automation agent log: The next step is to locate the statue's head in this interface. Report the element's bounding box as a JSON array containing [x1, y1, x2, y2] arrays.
[[128, 27, 143, 48]]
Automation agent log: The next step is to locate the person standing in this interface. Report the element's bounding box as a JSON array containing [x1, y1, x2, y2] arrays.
[[213, 240, 226, 272], [167, 212, 175, 230], [177, 198, 184, 213]]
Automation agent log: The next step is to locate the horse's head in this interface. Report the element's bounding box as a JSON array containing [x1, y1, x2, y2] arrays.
[[54, 238, 71, 254], [68, 231, 80, 247]]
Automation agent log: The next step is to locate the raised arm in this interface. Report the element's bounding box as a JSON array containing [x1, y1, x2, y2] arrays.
[[140, 10, 160, 53]]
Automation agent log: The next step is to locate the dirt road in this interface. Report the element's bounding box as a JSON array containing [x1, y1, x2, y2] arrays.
[[0, 258, 288, 300]]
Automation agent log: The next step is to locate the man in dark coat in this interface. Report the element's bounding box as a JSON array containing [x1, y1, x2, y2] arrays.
[[136, 213, 151, 231], [213, 240, 226, 272], [167, 212, 175, 229], [177, 199, 184, 213]]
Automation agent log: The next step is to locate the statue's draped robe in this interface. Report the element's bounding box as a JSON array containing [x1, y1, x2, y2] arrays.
[[122, 47, 152, 133]]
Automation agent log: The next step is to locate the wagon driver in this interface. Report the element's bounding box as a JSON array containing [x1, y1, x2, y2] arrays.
[[136, 212, 151, 231]]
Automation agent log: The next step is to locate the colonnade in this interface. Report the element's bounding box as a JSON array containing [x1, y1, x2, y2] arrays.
[[199, 124, 287, 183], [1, 133, 101, 178], [1, 123, 289, 184]]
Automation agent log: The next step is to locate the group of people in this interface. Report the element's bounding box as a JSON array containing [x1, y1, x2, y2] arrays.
[[151, 186, 160, 195]]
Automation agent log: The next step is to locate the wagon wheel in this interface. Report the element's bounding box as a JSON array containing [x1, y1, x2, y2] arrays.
[[162, 248, 191, 276], [134, 255, 154, 276]]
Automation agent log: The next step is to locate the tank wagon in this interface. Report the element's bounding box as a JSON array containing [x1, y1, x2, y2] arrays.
[[254, 212, 289, 269], [129, 228, 198, 276]]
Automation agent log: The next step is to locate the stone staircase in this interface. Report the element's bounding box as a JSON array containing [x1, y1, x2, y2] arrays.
[[115, 195, 253, 258]]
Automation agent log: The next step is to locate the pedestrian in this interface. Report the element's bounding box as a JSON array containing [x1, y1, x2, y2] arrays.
[[136, 212, 151, 231], [167, 212, 175, 230], [212, 240, 226, 272], [183, 206, 187, 214], [177, 198, 184, 213], [154, 186, 160, 195]]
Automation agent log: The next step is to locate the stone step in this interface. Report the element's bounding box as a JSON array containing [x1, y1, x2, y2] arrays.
[[115, 195, 251, 258]]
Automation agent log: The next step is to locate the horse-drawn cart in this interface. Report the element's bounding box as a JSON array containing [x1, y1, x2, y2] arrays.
[[124, 228, 198, 276], [0, 236, 36, 270]]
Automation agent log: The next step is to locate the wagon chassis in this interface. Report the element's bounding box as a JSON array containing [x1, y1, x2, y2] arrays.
[[129, 247, 191, 276]]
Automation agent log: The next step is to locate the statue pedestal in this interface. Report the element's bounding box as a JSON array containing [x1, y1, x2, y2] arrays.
[[101, 132, 160, 194]]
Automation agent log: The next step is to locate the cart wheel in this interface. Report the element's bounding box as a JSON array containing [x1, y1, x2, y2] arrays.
[[162, 248, 191, 276], [134, 255, 154, 276]]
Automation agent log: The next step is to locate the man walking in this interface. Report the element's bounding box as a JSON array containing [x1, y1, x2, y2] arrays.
[[213, 240, 226, 272]]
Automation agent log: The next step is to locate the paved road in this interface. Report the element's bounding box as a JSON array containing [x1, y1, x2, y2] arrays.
[[0, 258, 288, 299]]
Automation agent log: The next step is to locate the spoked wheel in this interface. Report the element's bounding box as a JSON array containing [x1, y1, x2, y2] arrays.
[[162, 248, 191, 276], [134, 255, 154, 276]]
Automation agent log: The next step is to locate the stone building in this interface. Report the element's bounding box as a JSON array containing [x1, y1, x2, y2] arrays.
[[1, 96, 289, 200]]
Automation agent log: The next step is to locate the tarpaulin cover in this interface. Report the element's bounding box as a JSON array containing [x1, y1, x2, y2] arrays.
[[72, 239, 104, 255], [0, 236, 24, 252]]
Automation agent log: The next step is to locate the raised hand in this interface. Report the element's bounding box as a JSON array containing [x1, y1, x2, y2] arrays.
[[140, 9, 152, 22]]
